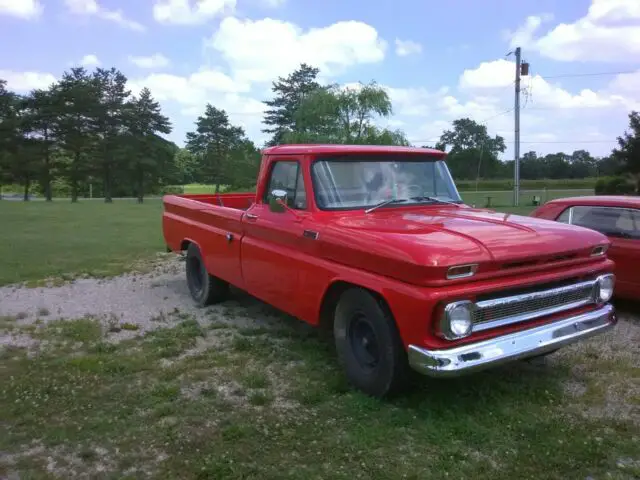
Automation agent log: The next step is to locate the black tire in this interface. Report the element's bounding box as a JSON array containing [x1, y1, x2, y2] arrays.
[[185, 243, 229, 307], [333, 288, 412, 398]]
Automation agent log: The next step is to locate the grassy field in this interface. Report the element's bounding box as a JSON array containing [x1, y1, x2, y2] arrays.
[[1, 301, 638, 478], [0, 200, 165, 286]]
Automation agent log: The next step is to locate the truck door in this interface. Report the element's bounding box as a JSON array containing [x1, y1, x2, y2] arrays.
[[241, 157, 311, 316]]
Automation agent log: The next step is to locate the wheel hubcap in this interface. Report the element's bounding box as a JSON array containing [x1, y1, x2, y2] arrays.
[[348, 314, 380, 370]]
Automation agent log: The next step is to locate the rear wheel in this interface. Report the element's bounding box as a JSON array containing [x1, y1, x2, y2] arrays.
[[185, 243, 229, 307], [333, 288, 412, 398]]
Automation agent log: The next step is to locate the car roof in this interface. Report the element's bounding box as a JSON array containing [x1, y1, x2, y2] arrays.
[[262, 144, 446, 158], [546, 195, 640, 208]]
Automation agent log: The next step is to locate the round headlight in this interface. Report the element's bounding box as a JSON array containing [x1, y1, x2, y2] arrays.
[[442, 301, 473, 339], [596, 274, 615, 303]]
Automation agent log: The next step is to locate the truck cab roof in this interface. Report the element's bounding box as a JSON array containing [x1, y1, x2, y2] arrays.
[[261, 144, 446, 158]]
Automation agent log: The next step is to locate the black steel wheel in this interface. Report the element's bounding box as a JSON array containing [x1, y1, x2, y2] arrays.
[[185, 243, 229, 307], [333, 288, 412, 398]]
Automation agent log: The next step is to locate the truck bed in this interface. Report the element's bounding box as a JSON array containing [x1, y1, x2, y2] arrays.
[[177, 192, 255, 210]]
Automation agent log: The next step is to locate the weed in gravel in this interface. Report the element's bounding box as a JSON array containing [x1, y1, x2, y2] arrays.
[[39, 317, 103, 344], [145, 318, 205, 358], [120, 322, 139, 331], [15, 311, 28, 320], [0, 315, 17, 329], [37, 307, 50, 317], [106, 313, 122, 333], [241, 370, 270, 389], [247, 390, 273, 406]]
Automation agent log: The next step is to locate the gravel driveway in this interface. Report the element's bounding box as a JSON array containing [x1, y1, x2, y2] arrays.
[[0, 255, 287, 350]]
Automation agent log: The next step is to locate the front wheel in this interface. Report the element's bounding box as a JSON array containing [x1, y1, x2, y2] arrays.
[[333, 288, 412, 398], [185, 243, 229, 307]]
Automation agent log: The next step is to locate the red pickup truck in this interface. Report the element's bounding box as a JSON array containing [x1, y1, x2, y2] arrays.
[[163, 144, 617, 397]]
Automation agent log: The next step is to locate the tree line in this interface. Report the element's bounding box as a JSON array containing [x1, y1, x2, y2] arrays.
[[1, 62, 638, 201]]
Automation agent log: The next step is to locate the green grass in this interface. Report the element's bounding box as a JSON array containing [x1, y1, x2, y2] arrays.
[[0, 199, 166, 286], [1, 315, 637, 479], [460, 188, 594, 208]]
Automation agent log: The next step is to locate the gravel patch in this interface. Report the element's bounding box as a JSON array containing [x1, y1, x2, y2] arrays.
[[0, 255, 285, 348]]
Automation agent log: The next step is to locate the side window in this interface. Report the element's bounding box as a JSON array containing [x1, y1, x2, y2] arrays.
[[567, 206, 637, 238], [556, 207, 571, 223], [631, 210, 640, 237], [264, 161, 307, 210]]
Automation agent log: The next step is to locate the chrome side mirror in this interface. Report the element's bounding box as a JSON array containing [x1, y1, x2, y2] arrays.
[[269, 189, 287, 213]]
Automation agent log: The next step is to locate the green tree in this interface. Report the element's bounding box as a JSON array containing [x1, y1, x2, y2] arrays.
[[173, 148, 199, 184], [227, 138, 261, 189], [54, 67, 99, 202], [613, 110, 640, 192], [436, 118, 506, 179], [92, 67, 131, 202], [286, 81, 407, 145], [0, 79, 20, 197], [262, 63, 321, 146], [186, 104, 246, 192], [123, 87, 172, 203], [4, 93, 42, 201], [22, 87, 59, 201]]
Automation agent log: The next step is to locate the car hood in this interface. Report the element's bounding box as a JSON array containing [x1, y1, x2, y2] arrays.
[[317, 206, 610, 285]]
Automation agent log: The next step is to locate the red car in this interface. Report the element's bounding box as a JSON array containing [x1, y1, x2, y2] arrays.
[[532, 195, 640, 300], [163, 145, 617, 397]]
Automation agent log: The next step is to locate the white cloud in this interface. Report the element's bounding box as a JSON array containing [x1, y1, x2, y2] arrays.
[[207, 17, 387, 85], [508, 0, 640, 62], [0, 0, 42, 19], [64, 0, 145, 31], [395, 39, 422, 56], [80, 54, 101, 67], [128, 69, 251, 105], [504, 14, 553, 47], [0, 70, 57, 92], [128, 54, 171, 69], [153, 0, 235, 25], [459, 59, 632, 111], [260, 0, 286, 7]]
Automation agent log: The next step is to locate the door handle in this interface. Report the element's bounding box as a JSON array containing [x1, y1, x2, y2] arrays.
[[245, 213, 258, 221]]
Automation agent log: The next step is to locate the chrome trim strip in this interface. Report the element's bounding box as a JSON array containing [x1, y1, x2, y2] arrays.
[[408, 303, 615, 377], [471, 278, 597, 332]]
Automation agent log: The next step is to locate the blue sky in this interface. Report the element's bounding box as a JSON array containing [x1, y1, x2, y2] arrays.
[[1, 0, 639, 159]]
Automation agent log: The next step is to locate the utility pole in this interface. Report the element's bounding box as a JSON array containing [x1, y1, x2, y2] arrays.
[[514, 47, 521, 206]]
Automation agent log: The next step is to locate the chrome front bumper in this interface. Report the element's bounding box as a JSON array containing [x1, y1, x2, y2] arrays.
[[408, 303, 616, 377]]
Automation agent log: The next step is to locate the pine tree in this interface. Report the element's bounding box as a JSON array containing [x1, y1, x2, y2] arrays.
[[262, 63, 320, 146]]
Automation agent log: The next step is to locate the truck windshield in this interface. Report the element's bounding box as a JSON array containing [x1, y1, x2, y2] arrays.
[[311, 155, 463, 210]]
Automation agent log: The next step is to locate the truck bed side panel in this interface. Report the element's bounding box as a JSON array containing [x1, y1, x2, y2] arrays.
[[178, 193, 255, 210], [163, 195, 246, 289]]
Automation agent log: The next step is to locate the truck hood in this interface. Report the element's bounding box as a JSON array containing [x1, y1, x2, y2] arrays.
[[317, 206, 610, 285]]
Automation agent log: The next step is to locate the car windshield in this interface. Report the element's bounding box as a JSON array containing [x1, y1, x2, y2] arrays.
[[311, 155, 463, 210]]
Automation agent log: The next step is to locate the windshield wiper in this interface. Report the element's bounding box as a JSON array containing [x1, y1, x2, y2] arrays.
[[410, 196, 461, 207], [364, 198, 409, 213]]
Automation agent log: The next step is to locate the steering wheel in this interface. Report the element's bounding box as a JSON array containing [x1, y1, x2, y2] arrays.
[[406, 184, 423, 197]]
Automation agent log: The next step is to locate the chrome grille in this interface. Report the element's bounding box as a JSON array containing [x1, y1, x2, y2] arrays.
[[471, 279, 597, 333]]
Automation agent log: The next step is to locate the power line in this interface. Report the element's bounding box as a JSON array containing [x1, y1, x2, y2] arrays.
[[408, 138, 615, 145], [538, 70, 637, 80]]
